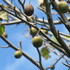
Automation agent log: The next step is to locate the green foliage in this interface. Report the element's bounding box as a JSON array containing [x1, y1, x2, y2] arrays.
[[41, 47, 50, 60], [0, 24, 5, 36], [51, 35, 60, 45]]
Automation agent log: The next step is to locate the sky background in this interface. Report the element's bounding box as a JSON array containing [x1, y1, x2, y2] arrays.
[[0, 0, 70, 70]]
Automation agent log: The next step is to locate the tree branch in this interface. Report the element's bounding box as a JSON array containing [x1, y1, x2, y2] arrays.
[[62, 62, 70, 67], [0, 45, 9, 48], [37, 17, 70, 25], [36, 48, 44, 70], [0, 4, 70, 57], [44, 0, 70, 56], [2, 19, 22, 25], [46, 55, 64, 69], [51, 1, 70, 32], [1, 35, 41, 69]]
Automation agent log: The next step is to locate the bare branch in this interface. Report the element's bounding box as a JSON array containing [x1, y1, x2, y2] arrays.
[[36, 48, 44, 70], [0, 45, 9, 48], [2, 19, 21, 25], [46, 55, 64, 69], [1, 35, 41, 69], [3, 0, 20, 12], [62, 62, 70, 67], [0, 5, 64, 53], [44, 0, 70, 56], [19, 40, 22, 50], [51, 1, 70, 32]]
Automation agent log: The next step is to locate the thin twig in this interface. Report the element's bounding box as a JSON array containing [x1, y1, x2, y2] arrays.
[[0, 4, 70, 58], [46, 55, 64, 69], [2, 19, 22, 25], [44, 0, 70, 56], [3, 0, 20, 12], [19, 40, 22, 50], [0, 5, 61, 49], [18, 0, 24, 10], [1, 35, 41, 69], [0, 45, 9, 48], [36, 48, 44, 70], [51, 0, 70, 32], [62, 62, 70, 67]]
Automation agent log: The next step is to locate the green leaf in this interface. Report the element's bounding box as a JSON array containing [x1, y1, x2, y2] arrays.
[[51, 35, 60, 45], [41, 47, 50, 60], [0, 24, 5, 36], [0, 11, 9, 21]]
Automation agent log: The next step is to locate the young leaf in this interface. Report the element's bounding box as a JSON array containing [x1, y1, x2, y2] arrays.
[[51, 35, 60, 45], [41, 47, 50, 60], [0, 24, 5, 36]]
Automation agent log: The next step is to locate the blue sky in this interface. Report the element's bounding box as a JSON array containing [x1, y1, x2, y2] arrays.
[[0, 0, 70, 70]]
